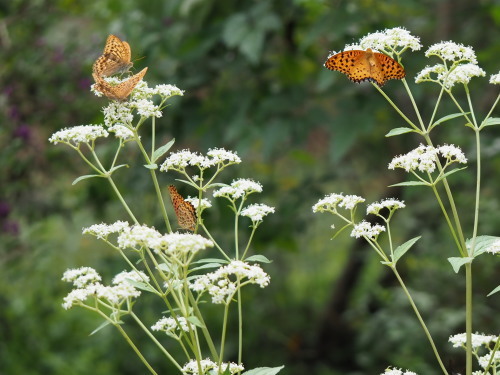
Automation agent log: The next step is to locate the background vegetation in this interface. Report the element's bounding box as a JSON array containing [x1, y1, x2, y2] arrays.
[[1, 1, 499, 374]]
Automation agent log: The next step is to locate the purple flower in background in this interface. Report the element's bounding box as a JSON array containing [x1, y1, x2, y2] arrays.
[[12, 124, 31, 142], [0, 201, 11, 219]]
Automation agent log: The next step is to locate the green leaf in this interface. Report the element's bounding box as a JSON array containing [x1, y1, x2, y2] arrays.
[[448, 257, 474, 273], [108, 164, 128, 174], [144, 163, 158, 170], [125, 279, 157, 293], [152, 138, 175, 162], [482, 117, 500, 127], [189, 263, 224, 272], [245, 255, 272, 263], [432, 112, 469, 127], [192, 258, 228, 265], [72, 174, 102, 185], [385, 127, 416, 137], [487, 284, 500, 297], [434, 167, 467, 183], [90, 321, 111, 336], [465, 235, 500, 257], [187, 316, 205, 328], [242, 366, 285, 375], [393, 236, 421, 263], [389, 181, 429, 187]]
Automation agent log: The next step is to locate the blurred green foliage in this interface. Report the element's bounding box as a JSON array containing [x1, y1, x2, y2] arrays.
[[1, 0, 500, 374]]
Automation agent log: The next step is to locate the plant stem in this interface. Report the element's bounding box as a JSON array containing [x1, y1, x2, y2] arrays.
[[465, 263, 473, 375], [106, 176, 139, 225], [392, 266, 450, 375]]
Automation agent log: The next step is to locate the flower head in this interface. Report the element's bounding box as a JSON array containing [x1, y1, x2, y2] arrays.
[[425, 41, 477, 64], [367, 199, 406, 215], [62, 267, 102, 288], [490, 72, 500, 85], [359, 27, 422, 53], [312, 193, 365, 213], [151, 316, 190, 335], [241, 203, 275, 223], [213, 179, 263, 200], [83, 221, 130, 239], [49, 125, 108, 146], [449, 332, 498, 349], [350, 220, 386, 239], [181, 359, 244, 375], [381, 368, 418, 375], [443, 64, 485, 89]]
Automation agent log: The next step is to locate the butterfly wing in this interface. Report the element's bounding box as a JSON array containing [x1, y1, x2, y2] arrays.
[[168, 185, 197, 231], [325, 50, 365, 76], [373, 52, 406, 83], [93, 67, 148, 101], [93, 35, 133, 77]]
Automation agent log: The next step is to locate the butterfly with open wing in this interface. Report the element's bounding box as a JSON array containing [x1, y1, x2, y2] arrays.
[[92, 67, 148, 101], [324, 48, 405, 86]]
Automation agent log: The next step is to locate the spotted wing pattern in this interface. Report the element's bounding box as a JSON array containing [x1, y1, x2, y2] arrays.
[[168, 185, 197, 232], [324, 48, 405, 86], [93, 67, 148, 101], [93, 35, 133, 77]]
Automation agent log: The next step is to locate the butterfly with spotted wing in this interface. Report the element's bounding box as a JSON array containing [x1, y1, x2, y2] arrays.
[[168, 185, 197, 232]]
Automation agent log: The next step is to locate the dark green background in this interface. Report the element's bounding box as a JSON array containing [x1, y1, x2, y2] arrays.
[[1, 1, 500, 374]]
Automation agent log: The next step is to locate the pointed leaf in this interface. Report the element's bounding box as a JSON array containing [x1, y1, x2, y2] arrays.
[[245, 255, 272, 263], [389, 181, 429, 187], [465, 235, 500, 257], [435, 167, 467, 183], [144, 163, 158, 170], [432, 112, 469, 127], [187, 316, 205, 328], [448, 257, 473, 273], [243, 366, 285, 375], [487, 284, 500, 297], [125, 279, 157, 293], [192, 258, 228, 265], [482, 117, 500, 127], [385, 127, 416, 137], [152, 138, 175, 162], [72, 174, 102, 185], [108, 164, 128, 174], [393, 236, 421, 263], [189, 263, 224, 272], [89, 320, 111, 336]]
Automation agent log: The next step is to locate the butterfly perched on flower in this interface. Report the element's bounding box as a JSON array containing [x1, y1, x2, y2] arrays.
[[93, 34, 133, 77], [168, 185, 197, 232], [92, 67, 148, 101], [324, 48, 405, 86]]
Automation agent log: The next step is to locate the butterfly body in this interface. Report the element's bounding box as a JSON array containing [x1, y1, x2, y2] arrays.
[[324, 48, 405, 86], [168, 185, 197, 232], [92, 67, 148, 101], [93, 35, 133, 77]]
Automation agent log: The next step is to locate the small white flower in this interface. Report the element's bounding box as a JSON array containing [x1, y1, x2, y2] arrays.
[[160, 149, 210, 172], [241, 203, 275, 222], [151, 316, 190, 333], [62, 285, 97, 310], [367, 199, 406, 215], [112, 270, 150, 286], [350, 220, 386, 239], [389, 144, 438, 173], [134, 99, 162, 118], [489, 72, 500, 85], [181, 359, 244, 375], [485, 239, 500, 254], [185, 197, 212, 210], [425, 41, 477, 64], [94, 282, 141, 305], [381, 367, 418, 375], [339, 194, 366, 210], [312, 193, 365, 213], [359, 27, 422, 53], [478, 351, 500, 369], [154, 84, 184, 98], [62, 267, 102, 288], [415, 64, 447, 83], [83, 221, 130, 239], [150, 232, 213, 256], [449, 332, 498, 348], [117, 224, 162, 249], [49, 125, 108, 146], [206, 148, 241, 165], [108, 125, 135, 140], [213, 179, 263, 200], [102, 101, 134, 127], [191, 261, 270, 304], [442, 63, 485, 89], [438, 144, 467, 163]]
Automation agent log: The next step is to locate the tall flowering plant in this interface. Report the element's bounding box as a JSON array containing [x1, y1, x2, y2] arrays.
[[315, 27, 500, 375], [51, 75, 282, 375]]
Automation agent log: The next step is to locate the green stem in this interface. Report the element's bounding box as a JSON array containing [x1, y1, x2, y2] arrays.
[[373, 83, 420, 131], [115, 322, 159, 375], [218, 302, 231, 369], [401, 79, 426, 131], [106, 176, 139, 224], [130, 311, 183, 371], [241, 226, 257, 260], [237, 281, 243, 371], [465, 263, 473, 375], [188, 290, 219, 361], [392, 266, 450, 375]]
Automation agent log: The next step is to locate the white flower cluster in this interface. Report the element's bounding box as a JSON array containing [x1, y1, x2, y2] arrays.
[[367, 199, 406, 215], [359, 27, 422, 53], [241, 203, 275, 223], [312, 193, 365, 213], [350, 220, 386, 239], [103, 101, 135, 127], [160, 148, 241, 172], [485, 239, 500, 254], [425, 41, 477, 63], [388, 144, 467, 173], [181, 359, 244, 375], [478, 351, 500, 370], [490, 72, 500, 85], [83, 220, 130, 239], [449, 332, 498, 349], [416, 63, 485, 89], [213, 179, 263, 200], [62, 268, 147, 309], [185, 197, 212, 210], [381, 368, 418, 375], [191, 261, 270, 304], [151, 316, 190, 334], [49, 125, 108, 146]]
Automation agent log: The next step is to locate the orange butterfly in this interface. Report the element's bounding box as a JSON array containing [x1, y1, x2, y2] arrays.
[[93, 34, 133, 77], [324, 48, 405, 86], [92, 67, 148, 101], [168, 185, 197, 232]]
